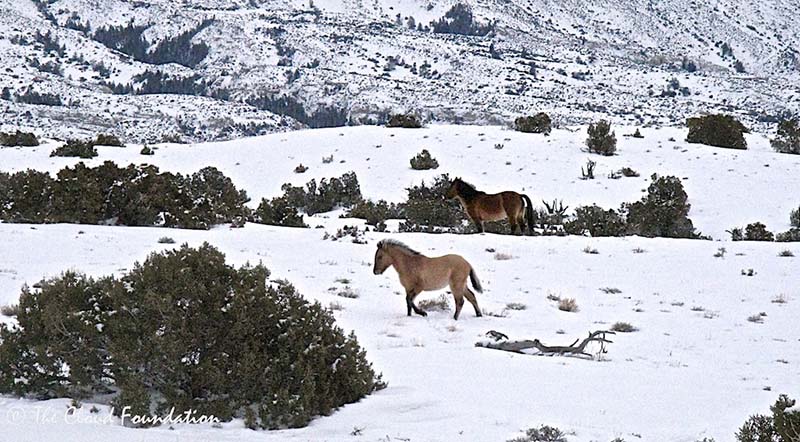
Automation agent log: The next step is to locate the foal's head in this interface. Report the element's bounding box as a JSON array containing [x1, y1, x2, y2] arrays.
[[373, 241, 394, 275], [373, 240, 420, 274]]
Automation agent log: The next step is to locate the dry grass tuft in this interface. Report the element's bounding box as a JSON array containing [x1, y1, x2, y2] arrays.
[[557, 298, 579, 312]]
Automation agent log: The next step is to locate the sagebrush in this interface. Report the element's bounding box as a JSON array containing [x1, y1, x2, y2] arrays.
[[0, 244, 385, 429]]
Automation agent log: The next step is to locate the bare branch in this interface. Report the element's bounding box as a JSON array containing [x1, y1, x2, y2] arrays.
[[476, 330, 616, 360]]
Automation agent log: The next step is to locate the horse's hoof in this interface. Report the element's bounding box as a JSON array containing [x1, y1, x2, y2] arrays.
[[419, 311, 428, 317]]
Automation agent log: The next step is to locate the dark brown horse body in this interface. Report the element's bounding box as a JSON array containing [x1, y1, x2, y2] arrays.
[[446, 178, 535, 234]]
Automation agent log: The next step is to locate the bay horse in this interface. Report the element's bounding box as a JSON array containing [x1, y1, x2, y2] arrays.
[[372, 239, 482, 320], [446, 178, 535, 234]]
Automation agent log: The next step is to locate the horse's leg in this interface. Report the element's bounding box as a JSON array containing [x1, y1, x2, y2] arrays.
[[467, 207, 484, 234], [453, 289, 465, 320], [406, 288, 427, 317], [464, 288, 482, 317], [509, 215, 520, 235]]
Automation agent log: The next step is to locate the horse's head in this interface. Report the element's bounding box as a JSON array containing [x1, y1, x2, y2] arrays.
[[445, 178, 461, 199], [373, 241, 393, 275]]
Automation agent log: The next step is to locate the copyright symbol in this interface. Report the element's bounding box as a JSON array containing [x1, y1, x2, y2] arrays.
[[5, 405, 24, 425]]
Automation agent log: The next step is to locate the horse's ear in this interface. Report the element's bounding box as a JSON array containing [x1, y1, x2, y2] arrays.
[[377, 240, 384, 249]]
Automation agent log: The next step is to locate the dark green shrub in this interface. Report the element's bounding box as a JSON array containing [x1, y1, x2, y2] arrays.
[[632, 128, 644, 138], [0, 169, 55, 223], [94, 133, 124, 147], [508, 425, 567, 442], [431, 3, 494, 36], [620, 167, 640, 177], [686, 114, 748, 149], [399, 174, 467, 233], [410, 149, 439, 170], [742, 222, 774, 241], [791, 207, 800, 227], [386, 113, 422, 128], [50, 139, 98, 158], [514, 113, 552, 134], [0, 272, 115, 399], [736, 395, 799, 442], [771, 118, 800, 154], [0, 244, 384, 429], [280, 172, 362, 216], [624, 174, 698, 238], [0, 130, 39, 146], [564, 205, 626, 237], [185, 167, 251, 228], [345, 199, 403, 226], [253, 196, 307, 227], [140, 145, 154, 155], [0, 162, 250, 229], [776, 228, 800, 242], [585, 120, 617, 155]]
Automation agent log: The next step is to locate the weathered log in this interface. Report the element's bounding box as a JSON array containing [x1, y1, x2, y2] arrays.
[[476, 330, 615, 359]]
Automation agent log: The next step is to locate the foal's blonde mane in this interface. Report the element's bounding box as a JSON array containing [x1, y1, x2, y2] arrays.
[[377, 239, 421, 256]]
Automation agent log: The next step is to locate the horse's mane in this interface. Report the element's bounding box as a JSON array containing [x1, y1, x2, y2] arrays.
[[454, 178, 483, 199], [378, 239, 421, 256]]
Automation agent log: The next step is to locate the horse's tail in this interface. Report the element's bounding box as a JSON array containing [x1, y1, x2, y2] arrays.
[[469, 267, 483, 293], [521, 193, 535, 233]]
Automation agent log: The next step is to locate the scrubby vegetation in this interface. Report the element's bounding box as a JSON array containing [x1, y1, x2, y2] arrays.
[[0, 130, 39, 146], [776, 228, 800, 242], [610, 322, 638, 333], [585, 120, 617, 155], [386, 113, 422, 128], [514, 113, 552, 134], [0, 244, 384, 429], [686, 114, 748, 149], [50, 139, 98, 158], [399, 174, 467, 233], [252, 196, 307, 228], [730, 222, 775, 241], [564, 205, 626, 237], [624, 174, 698, 238], [410, 149, 439, 170], [278, 172, 362, 216], [736, 395, 799, 442], [507, 425, 567, 442], [251, 172, 362, 227], [430, 3, 494, 36], [345, 199, 403, 227], [0, 162, 249, 229], [771, 118, 800, 154], [94, 133, 124, 147]]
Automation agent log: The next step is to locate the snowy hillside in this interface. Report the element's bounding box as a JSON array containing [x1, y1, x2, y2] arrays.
[[1, 0, 799, 141], [0, 125, 798, 441]]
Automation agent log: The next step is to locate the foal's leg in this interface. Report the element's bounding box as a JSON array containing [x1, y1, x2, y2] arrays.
[[406, 288, 427, 317], [464, 288, 482, 317], [452, 289, 465, 320]]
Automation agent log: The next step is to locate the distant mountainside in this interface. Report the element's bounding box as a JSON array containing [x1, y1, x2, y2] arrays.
[[1, 0, 798, 142]]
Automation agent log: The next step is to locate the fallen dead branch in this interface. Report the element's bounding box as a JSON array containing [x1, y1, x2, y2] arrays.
[[476, 330, 616, 359]]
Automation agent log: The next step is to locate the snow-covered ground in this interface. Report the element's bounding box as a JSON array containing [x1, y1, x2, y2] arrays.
[[0, 125, 798, 441]]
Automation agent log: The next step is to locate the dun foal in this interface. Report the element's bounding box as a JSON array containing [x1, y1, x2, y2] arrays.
[[446, 178, 535, 234], [372, 239, 482, 320]]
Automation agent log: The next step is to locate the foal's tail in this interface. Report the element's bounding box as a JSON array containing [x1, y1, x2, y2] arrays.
[[469, 267, 483, 293], [521, 193, 535, 233]]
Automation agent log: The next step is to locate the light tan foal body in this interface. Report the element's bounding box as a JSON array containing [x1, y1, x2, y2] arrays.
[[373, 240, 482, 320]]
